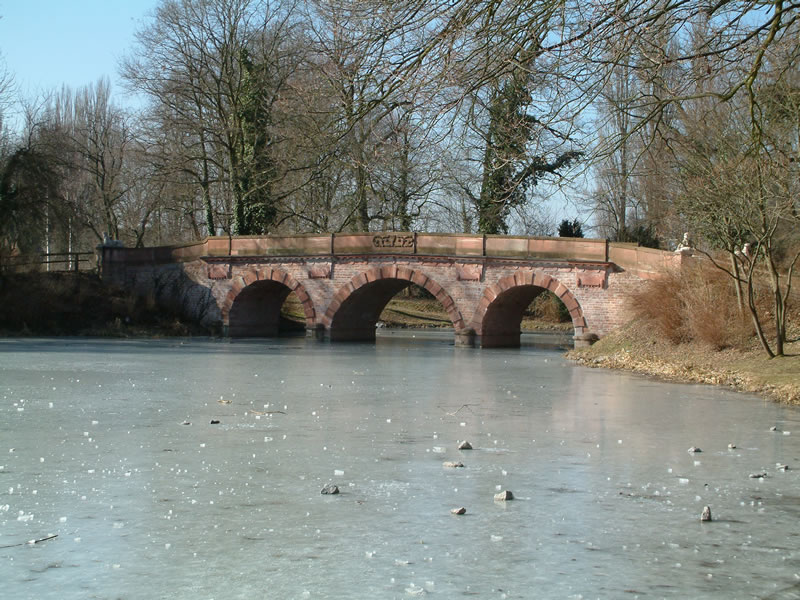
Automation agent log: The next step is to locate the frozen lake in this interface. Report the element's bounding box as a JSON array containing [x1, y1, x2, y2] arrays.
[[1, 333, 799, 599]]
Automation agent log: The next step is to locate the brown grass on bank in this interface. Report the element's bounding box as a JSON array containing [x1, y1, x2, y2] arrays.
[[570, 259, 800, 404], [568, 319, 800, 404]]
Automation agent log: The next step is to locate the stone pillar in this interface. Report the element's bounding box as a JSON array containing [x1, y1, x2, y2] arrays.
[[97, 243, 126, 285]]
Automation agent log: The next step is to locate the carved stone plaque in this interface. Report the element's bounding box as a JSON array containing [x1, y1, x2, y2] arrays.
[[577, 272, 606, 288], [307, 265, 331, 279]]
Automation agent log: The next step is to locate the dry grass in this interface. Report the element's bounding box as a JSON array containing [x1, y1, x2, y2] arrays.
[[630, 263, 754, 350], [379, 298, 453, 328], [568, 319, 800, 404]]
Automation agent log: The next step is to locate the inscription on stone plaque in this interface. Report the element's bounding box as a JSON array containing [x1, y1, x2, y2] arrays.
[[372, 234, 414, 249]]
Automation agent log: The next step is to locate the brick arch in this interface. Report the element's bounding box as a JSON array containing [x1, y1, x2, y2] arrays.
[[322, 266, 465, 331], [221, 266, 316, 329], [470, 271, 587, 344]]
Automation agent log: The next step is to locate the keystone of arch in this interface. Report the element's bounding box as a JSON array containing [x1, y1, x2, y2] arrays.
[[221, 267, 316, 327], [470, 271, 587, 332], [321, 266, 466, 331]]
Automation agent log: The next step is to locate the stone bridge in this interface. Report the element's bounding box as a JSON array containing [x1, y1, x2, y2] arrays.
[[99, 232, 686, 347]]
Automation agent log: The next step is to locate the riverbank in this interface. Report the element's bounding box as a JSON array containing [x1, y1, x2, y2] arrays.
[[567, 320, 800, 405]]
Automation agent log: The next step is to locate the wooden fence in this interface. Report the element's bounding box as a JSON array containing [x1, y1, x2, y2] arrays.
[[1, 251, 97, 273]]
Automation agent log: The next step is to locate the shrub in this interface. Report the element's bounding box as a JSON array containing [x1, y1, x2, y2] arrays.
[[616, 224, 661, 249], [630, 262, 753, 349]]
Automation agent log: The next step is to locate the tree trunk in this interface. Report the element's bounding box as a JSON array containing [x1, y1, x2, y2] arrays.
[[730, 252, 744, 316], [744, 259, 775, 358], [765, 252, 785, 356], [355, 161, 369, 231], [200, 130, 215, 236]]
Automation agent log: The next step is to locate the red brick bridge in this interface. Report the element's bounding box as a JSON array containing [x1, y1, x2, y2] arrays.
[[99, 233, 685, 347]]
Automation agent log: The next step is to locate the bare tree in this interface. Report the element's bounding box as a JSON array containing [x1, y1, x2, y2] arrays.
[[36, 79, 138, 244], [677, 54, 800, 357], [123, 0, 304, 235]]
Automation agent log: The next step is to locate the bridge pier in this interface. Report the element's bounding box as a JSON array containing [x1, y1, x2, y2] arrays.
[[306, 324, 326, 340], [454, 328, 476, 347]]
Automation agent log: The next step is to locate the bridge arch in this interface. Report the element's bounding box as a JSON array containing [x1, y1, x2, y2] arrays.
[[470, 271, 587, 347], [222, 267, 316, 337], [322, 266, 465, 342]]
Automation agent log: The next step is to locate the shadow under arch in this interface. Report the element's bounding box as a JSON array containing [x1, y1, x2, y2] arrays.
[[222, 267, 316, 337], [470, 271, 587, 347], [322, 266, 465, 342]]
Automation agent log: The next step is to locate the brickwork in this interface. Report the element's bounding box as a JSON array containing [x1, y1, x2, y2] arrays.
[[100, 234, 681, 346]]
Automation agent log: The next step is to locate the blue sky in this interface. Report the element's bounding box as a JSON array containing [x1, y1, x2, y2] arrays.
[[0, 0, 159, 102]]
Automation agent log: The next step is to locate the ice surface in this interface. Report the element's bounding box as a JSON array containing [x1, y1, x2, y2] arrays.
[[0, 335, 798, 599]]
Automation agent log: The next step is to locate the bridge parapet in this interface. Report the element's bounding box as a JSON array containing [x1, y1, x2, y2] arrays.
[[101, 234, 685, 284], [608, 243, 687, 278], [104, 233, 615, 262]]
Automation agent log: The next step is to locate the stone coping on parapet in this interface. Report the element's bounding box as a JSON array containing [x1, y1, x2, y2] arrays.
[[200, 253, 616, 269], [98, 232, 687, 279]]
